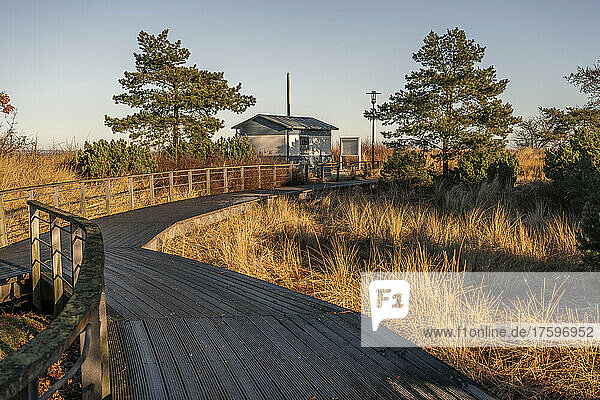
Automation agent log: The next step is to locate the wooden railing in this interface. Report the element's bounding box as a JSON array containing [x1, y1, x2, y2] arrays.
[[0, 161, 379, 248], [0, 164, 298, 247], [0, 200, 109, 400]]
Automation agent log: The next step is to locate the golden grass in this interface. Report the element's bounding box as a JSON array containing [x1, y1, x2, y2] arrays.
[[514, 147, 546, 183], [161, 185, 594, 399], [0, 153, 78, 191]]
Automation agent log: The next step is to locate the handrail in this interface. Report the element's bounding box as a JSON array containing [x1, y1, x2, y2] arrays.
[[0, 161, 378, 249], [0, 200, 110, 400], [0, 163, 298, 247], [0, 163, 296, 196]]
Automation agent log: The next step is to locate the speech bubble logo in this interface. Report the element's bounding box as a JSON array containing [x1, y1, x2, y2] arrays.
[[369, 280, 411, 331]]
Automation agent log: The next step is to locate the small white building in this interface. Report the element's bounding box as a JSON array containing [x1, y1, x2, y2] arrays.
[[232, 114, 338, 164]]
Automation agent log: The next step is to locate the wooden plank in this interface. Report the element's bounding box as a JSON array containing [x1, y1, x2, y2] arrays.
[[118, 321, 153, 400], [206, 169, 210, 195], [154, 319, 206, 399], [169, 318, 238, 399], [169, 172, 174, 202], [240, 166, 245, 191], [330, 313, 481, 399], [128, 320, 169, 400], [211, 317, 285, 398], [80, 182, 86, 218], [248, 315, 358, 399], [52, 186, 59, 208], [107, 321, 131, 400], [149, 174, 155, 205], [222, 317, 321, 400], [116, 249, 321, 316], [71, 223, 83, 286], [258, 166, 262, 189], [128, 177, 134, 210], [29, 206, 41, 310], [0, 194, 6, 247], [184, 318, 261, 399], [50, 213, 63, 315], [277, 314, 392, 399], [105, 180, 111, 215], [105, 250, 240, 316], [143, 320, 188, 400], [293, 314, 431, 399]]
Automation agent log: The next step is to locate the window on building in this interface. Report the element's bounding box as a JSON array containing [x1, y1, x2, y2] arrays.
[[300, 136, 309, 154]]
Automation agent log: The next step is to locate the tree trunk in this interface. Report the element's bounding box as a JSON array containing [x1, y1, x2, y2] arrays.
[[442, 138, 449, 177], [173, 105, 179, 162]]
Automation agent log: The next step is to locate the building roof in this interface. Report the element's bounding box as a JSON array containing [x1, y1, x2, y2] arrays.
[[232, 114, 339, 131]]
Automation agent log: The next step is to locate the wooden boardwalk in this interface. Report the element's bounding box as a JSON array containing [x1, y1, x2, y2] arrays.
[[0, 182, 495, 399]]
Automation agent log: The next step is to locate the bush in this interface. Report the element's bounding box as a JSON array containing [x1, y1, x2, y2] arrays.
[[77, 139, 155, 178], [381, 149, 432, 186], [544, 127, 600, 208], [212, 134, 256, 161], [580, 189, 600, 269], [455, 144, 519, 186]]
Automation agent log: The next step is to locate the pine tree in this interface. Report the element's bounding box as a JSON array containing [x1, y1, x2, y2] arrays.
[[105, 30, 256, 160], [374, 28, 518, 176]]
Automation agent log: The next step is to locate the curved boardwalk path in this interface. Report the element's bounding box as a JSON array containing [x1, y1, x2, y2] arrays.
[[1, 181, 495, 400]]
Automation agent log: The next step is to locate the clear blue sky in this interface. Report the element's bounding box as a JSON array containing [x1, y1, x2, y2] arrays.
[[2, 0, 599, 147]]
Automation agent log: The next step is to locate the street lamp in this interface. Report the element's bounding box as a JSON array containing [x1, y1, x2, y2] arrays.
[[366, 90, 381, 170]]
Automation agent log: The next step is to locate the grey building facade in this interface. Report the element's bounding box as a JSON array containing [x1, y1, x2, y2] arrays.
[[232, 114, 338, 164]]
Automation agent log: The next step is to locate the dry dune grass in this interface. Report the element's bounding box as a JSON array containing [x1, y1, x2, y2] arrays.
[[0, 153, 78, 191], [161, 185, 595, 399], [514, 147, 546, 183]]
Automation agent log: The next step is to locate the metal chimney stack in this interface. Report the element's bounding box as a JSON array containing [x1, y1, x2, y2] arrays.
[[286, 73, 291, 116]]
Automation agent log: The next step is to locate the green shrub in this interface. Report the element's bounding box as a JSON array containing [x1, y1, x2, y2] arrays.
[[77, 139, 155, 178], [455, 144, 519, 186], [580, 189, 600, 269], [544, 127, 600, 208], [381, 149, 432, 186], [212, 134, 256, 160]]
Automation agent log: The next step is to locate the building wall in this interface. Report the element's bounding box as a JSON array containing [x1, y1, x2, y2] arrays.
[[238, 119, 332, 163], [247, 134, 287, 156]]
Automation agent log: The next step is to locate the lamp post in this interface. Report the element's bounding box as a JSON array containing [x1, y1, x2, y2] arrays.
[[366, 90, 381, 170]]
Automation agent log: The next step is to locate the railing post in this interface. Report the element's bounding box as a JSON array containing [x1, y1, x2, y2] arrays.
[[105, 180, 111, 215], [169, 172, 174, 202], [0, 194, 6, 247], [79, 183, 86, 218], [240, 166, 245, 191], [206, 169, 211, 195], [149, 174, 155, 205], [71, 223, 83, 287], [223, 167, 228, 193], [272, 164, 277, 187], [127, 177, 134, 210], [100, 290, 111, 398], [304, 164, 309, 183], [258, 166, 262, 189], [320, 164, 325, 182], [289, 165, 293, 184], [53, 186, 59, 208], [188, 170, 193, 198], [50, 213, 64, 315], [29, 205, 41, 310], [81, 300, 104, 400]]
